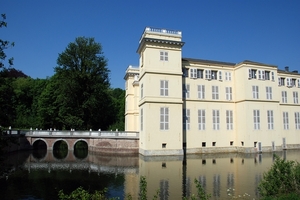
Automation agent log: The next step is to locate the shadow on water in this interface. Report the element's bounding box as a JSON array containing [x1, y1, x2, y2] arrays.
[[74, 140, 88, 159], [53, 140, 68, 159]]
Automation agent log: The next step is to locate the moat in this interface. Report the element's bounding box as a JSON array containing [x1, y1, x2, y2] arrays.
[[1, 149, 300, 200]]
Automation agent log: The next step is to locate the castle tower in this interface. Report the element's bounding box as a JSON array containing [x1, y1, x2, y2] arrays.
[[137, 27, 185, 155]]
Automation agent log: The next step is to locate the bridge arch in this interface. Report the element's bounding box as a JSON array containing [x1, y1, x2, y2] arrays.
[[73, 139, 89, 160], [53, 139, 70, 150], [32, 138, 48, 149]]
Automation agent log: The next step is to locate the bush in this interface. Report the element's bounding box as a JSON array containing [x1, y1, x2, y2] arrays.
[[258, 154, 300, 199]]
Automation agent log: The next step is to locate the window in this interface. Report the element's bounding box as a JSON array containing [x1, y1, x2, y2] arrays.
[[225, 72, 231, 81], [258, 70, 265, 80], [248, 69, 257, 79], [212, 86, 219, 100], [183, 84, 190, 98], [286, 78, 292, 87], [160, 51, 168, 61], [225, 87, 232, 101], [205, 70, 211, 80], [293, 91, 298, 104], [292, 79, 296, 87], [212, 110, 220, 130], [141, 108, 143, 131], [198, 109, 205, 130], [190, 68, 197, 78], [160, 107, 169, 130], [183, 109, 190, 130], [278, 77, 285, 86], [218, 71, 222, 81], [298, 79, 300, 88], [265, 71, 270, 80], [198, 85, 205, 99], [266, 86, 272, 100], [271, 72, 275, 81], [160, 80, 168, 96], [141, 84, 144, 99], [252, 86, 259, 99], [211, 70, 218, 80], [183, 68, 188, 77], [283, 112, 289, 130], [197, 69, 204, 79], [267, 110, 274, 130], [282, 91, 287, 103], [295, 112, 300, 130], [226, 110, 233, 130], [253, 110, 260, 130]]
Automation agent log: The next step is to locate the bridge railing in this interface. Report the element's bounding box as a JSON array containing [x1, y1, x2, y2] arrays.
[[25, 130, 139, 139]]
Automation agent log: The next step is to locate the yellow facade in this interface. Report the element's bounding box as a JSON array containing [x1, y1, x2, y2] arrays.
[[124, 27, 300, 156]]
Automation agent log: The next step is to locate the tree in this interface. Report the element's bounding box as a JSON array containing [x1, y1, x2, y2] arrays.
[[0, 14, 14, 69], [54, 37, 114, 130]]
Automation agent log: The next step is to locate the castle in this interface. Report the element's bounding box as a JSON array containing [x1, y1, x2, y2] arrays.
[[124, 27, 300, 156]]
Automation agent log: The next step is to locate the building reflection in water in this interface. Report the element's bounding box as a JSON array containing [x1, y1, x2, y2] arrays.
[[22, 150, 300, 200]]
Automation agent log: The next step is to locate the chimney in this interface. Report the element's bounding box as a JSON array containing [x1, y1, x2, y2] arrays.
[[285, 66, 289, 72]]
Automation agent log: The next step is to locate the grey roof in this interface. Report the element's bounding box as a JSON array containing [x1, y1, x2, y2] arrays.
[[182, 57, 236, 66], [237, 60, 277, 68]]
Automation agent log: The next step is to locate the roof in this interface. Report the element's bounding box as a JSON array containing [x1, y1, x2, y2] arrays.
[[237, 60, 277, 68], [182, 57, 236, 66]]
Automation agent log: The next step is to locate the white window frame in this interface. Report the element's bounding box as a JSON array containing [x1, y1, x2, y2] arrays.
[[160, 107, 169, 130], [298, 79, 300, 88], [258, 70, 265, 80], [197, 69, 204, 79], [218, 71, 222, 81], [295, 112, 300, 130], [198, 85, 205, 99], [226, 110, 233, 130], [198, 109, 205, 130], [271, 71, 275, 81], [141, 108, 143, 131], [212, 86, 219, 100], [253, 110, 260, 130], [225, 87, 232, 101], [141, 83, 144, 99], [160, 80, 168, 96], [205, 70, 211, 80], [286, 78, 292, 87], [252, 86, 259, 99], [212, 110, 220, 130], [283, 112, 289, 130], [293, 91, 298, 104], [266, 86, 272, 100], [190, 68, 197, 79], [282, 91, 287, 103], [160, 51, 168, 61], [248, 69, 257, 79], [183, 84, 190, 98], [183, 109, 190, 130], [267, 110, 274, 130], [225, 72, 231, 81]]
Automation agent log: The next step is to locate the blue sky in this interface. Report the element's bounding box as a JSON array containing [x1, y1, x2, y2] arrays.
[[2, 0, 300, 89]]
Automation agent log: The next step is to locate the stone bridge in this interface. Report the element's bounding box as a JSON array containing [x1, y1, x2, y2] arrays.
[[24, 130, 139, 154]]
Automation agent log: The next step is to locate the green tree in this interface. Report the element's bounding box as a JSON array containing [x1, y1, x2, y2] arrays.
[[1, 14, 14, 68], [54, 37, 114, 130], [108, 88, 125, 131]]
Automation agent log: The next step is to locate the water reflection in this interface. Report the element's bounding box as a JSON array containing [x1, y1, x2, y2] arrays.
[[1, 150, 300, 199]]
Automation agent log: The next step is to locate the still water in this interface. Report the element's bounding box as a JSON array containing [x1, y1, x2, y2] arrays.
[[1, 149, 300, 200]]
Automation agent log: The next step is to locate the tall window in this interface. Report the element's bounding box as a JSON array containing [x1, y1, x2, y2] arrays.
[[258, 70, 265, 80], [183, 109, 190, 130], [293, 91, 298, 104], [283, 112, 289, 130], [225, 72, 231, 81], [252, 86, 259, 99], [212, 86, 219, 100], [160, 107, 169, 130], [226, 110, 233, 130], [205, 70, 211, 80], [160, 51, 168, 61], [282, 91, 287, 103], [198, 85, 205, 99], [211, 70, 218, 80], [266, 86, 272, 100], [212, 110, 220, 130], [267, 110, 274, 130], [190, 68, 197, 78], [183, 84, 190, 98], [141, 108, 143, 131], [225, 87, 232, 100], [218, 71, 222, 80], [278, 77, 285, 86], [197, 69, 204, 78], [160, 80, 168, 96], [141, 84, 144, 99], [248, 69, 257, 79], [253, 110, 260, 130], [198, 109, 205, 130], [295, 112, 300, 130]]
